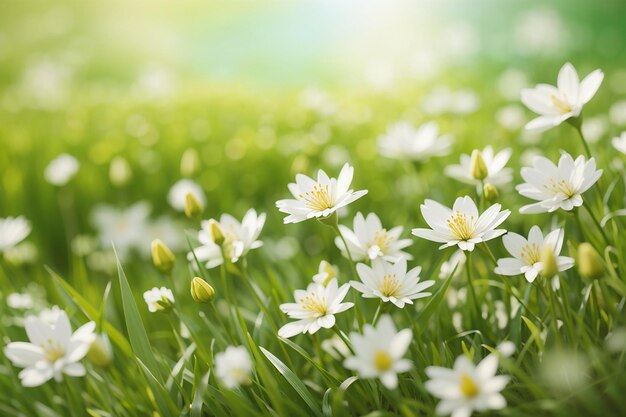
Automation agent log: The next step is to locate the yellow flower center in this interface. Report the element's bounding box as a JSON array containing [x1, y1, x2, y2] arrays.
[[299, 183, 334, 212], [371, 229, 393, 253], [381, 273, 401, 297], [43, 340, 65, 362], [520, 242, 541, 265], [550, 94, 573, 114], [300, 293, 327, 316], [460, 374, 479, 398], [374, 350, 393, 371], [544, 178, 575, 198], [447, 211, 475, 241]]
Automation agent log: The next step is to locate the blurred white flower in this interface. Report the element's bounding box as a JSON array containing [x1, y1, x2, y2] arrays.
[[312, 260, 338, 286], [149, 216, 184, 252], [20, 59, 72, 110], [300, 88, 336, 116], [188, 209, 265, 269], [540, 350, 589, 393], [7, 293, 34, 309], [612, 132, 626, 155], [336, 212, 413, 262], [516, 153, 602, 214], [4, 310, 95, 387], [377, 121, 453, 161], [412, 196, 510, 251], [495, 226, 574, 283], [515, 7, 567, 54], [278, 278, 353, 338], [609, 100, 626, 126], [425, 354, 509, 417], [3, 241, 38, 266], [581, 116, 607, 144], [215, 346, 253, 389], [351, 258, 434, 308], [521, 63, 603, 132], [167, 179, 206, 213], [497, 69, 529, 100], [445, 146, 513, 186], [423, 87, 479, 115], [91, 201, 151, 260], [0, 216, 31, 253], [44, 154, 79, 186], [276, 163, 367, 224], [439, 250, 466, 279], [38, 306, 64, 325], [343, 315, 412, 389], [496, 341, 516, 358], [143, 287, 174, 313], [495, 105, 526, 131]]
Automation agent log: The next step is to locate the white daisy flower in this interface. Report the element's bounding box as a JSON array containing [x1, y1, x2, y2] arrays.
[[425, 354, 509, 417], [167, 179, 206, 212], [351, 258, 434, 308], [495, 226, 574, 283], [143, 287, 175, 313], [0, 216, 31, 253], [188, 209, 265, 269], [521, 62, 604, 132], [412, 196, 510, 251], [335, 212, 413, 262], [312, 260, 339, 286], [276, 163, 368, 224], [7, 293, 34, 310], [214, 346, 253, 389], [278, 278, 353, 338], [439, 249, 466, 279], [445, 146, 513, 186], [343, 315, 412, 389], [38, 306, 64, 326], [612, 131, 626, 155], [4, 310, 96, 387], [377, 121, 453, 161], [44, 154, 79, 186], [516, 153, 602, 214]]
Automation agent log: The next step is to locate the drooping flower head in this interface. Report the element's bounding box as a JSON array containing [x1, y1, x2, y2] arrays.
[[143, 287, 175, 313], [377, 121, 453, 161], [276, 163, 367, 224], [278, 278, 353, 338], [521, 62, 604, 132], [167, 179, 206, 213], [335, 212, 413, 262], [4, 310, 96, 387], [412, 196, 510, 251], [495, 226, 574, 282], [343, 315, 412, 389], [351, 258, 434, 308], [516, 153, 602, 214]]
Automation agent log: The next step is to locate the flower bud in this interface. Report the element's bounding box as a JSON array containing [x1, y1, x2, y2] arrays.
[[540, 244, 558, 278], [470, 150, 489, 180], [109, 156, 132, 187], [483, 183, 498, 203], [184, 192, 203, 219], [151, 239, 176, 273], [191, 277, 215, 303], [577, 243, 604, 280], [208, 219, 225, 245], [87, 333, 113, 367], [180, 148, 201, 178]]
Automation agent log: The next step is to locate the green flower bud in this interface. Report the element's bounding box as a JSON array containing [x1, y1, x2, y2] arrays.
[[208, 219, 225, 245], [151, 239, 176, 273], [191, 277, 216, 303], [470, 150, 489, 180], [577, 243, 604, 280], [180, 148, 201, 178], [541, 244, 558, 278], [109, 156, 132, 187], [87, 333, 113, 367], [184, 192, 203, 219], [483, 183, 498, 203]]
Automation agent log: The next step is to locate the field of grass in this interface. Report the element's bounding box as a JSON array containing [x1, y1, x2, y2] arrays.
[[1, 2, 626, 417]]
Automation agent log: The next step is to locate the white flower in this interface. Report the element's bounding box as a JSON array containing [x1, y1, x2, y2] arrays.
[[495, 226, 574, 283], [377, 121, 453, 161], [425, 354, 509, 417], [439, 250, 466, 279], [4, 310, 96, 387], [143, 287, 175, 313], [38, 306, 64, 325], [7, 293, 34, 309], [412, 196, 510, 251], [188, 209, 265, 269], [0, 216, 31, 253], [521, 62, 604, 132], [276, 163, 368, 224], [612, 132, 626, 155], [278, 278, 353, 338], [343, 315, 412, 389], [335, 212, 413, 262], [351, 258, 434, 308], [312, 260, 339, 286], [167, 179, 206, 212], [496, 341, 516, 358], [91, 201, 152, 260], [445, 146, 512, 186], [516, 153, 602, 214], [214, 346, 253, 389], [44, 154, 79, 186]]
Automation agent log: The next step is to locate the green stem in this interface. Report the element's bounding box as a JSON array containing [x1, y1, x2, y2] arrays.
[[571, 118, 592, 159], [465, 253, 481, 321], [332, 326, 355, 354], [371, 300, 385, 326], [582, 203, 610, 247]]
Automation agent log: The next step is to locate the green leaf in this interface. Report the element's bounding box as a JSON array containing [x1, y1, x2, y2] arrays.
[[417, 264, 456, 323]]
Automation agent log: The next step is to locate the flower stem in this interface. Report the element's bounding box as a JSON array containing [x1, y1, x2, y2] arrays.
[[465, 253, 481, 321], [332, 326, 355, 354], [571, 117, 592, 159], [371, 300, 385, 326], [582, 203, 610, 247]]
